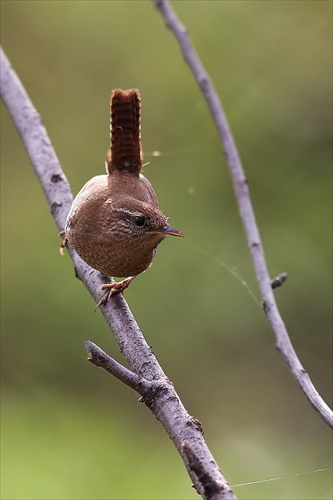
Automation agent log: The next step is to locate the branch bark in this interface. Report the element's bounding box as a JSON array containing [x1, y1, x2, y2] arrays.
[[0, 47, 236, 500], [154, 0, 333, 430]]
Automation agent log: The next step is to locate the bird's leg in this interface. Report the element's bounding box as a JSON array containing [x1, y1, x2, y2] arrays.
[[96, 276, 136, 308], [58, 231, 68, 255]]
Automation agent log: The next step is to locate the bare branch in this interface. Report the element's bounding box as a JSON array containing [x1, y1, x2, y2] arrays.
[[84, 341, 152, 393], [182, 443, 228, 500], [0, 47, 236, 499], [154, 0, 333, 429]]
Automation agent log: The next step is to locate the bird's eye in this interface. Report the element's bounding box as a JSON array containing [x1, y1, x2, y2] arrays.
[[133, 215, 146, 227]]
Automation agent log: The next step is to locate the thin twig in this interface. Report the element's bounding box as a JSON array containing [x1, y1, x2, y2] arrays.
[[271, 273, 288, 290], [84, 341, 153, 393], [0, 47, 236, 500], [154, 0, 332, 429]]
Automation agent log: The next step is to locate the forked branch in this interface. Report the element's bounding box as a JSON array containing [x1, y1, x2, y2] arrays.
[[154, 0, 332, 429], [0, 47, 236, 500]]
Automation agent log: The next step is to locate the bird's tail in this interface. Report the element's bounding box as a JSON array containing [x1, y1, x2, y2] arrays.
[[107, 89, 142, 175]]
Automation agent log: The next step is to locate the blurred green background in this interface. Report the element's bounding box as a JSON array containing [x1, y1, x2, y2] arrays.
[[1, 1, 332, 499]]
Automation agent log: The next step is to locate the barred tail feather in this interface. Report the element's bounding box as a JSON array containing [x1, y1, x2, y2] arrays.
[[107, 89, 142, 175]]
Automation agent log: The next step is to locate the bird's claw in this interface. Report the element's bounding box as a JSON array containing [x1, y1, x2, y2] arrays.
[[95, 276, 136, 309], [58, 231, 68, 256]]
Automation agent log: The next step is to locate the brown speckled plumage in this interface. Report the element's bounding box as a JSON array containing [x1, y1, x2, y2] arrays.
[[64, 89, 182, 300]]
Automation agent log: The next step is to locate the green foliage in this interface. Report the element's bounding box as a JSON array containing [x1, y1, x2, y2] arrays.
[[1, 1, 332, 499]]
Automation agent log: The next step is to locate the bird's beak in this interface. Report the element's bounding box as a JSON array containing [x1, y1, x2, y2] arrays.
[[161, 225, 184, 237]]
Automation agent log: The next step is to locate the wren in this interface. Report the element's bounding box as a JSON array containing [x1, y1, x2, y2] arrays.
[[62, 89, 183, 306]]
